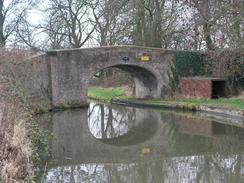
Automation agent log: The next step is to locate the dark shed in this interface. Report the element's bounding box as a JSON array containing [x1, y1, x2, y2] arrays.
[[180, 77, 227, 99]]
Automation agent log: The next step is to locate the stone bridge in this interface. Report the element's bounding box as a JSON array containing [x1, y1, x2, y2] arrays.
[[15, 46, 174, 111]]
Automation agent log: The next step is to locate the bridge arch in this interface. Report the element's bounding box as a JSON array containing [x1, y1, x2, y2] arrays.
[[18, 46, 173, 110], [88, 63, 161, 98]]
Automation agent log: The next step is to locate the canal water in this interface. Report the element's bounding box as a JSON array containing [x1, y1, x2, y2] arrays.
[[36, 102, 244, 183]]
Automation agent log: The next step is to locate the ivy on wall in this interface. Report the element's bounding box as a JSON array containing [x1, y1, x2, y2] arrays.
[[170, 49, 244, 94], [171, 50, 207, 90]]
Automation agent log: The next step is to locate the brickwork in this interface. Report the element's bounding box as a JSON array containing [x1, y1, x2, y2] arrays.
[[181, 78, 212, 98]]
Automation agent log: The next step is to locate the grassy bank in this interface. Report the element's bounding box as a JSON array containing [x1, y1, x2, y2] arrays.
[[143, 98, 244, 110], [88, 87, 244, 111], [88, 87, 132, 102]]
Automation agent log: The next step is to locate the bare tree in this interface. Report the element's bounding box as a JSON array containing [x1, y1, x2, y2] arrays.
[[41, 0, 96, 48], [90, 0, 130, 46], [12, 12, 42, 51], [218, 0, 244, 48], [180, 0, 244, 50], [132, 0, 181, 48], [0, 0, 36, 47], [180, 0, 216, 50], [40, 10, 68, 49], [4, 0, 242, 50]]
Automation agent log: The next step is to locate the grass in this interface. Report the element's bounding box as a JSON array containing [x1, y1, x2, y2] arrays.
[[144, 98, 244, 110], [88, 87, 132, 102], [88, 86, 244, 110]]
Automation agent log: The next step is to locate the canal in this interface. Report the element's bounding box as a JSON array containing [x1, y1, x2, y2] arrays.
[[35, 101, 244, 183]]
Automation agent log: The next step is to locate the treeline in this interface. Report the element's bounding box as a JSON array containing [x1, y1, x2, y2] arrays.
[[0, 0, 243, 50], [0, 0, 243, 93]]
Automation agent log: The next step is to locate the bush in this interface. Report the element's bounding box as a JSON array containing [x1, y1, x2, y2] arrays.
[[206, 49, 244, 94]]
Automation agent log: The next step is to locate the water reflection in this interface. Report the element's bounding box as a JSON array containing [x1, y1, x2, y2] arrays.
[[88, 103, 134, 139], [88, 103, 159, 145], [36, 102, 244, 183]]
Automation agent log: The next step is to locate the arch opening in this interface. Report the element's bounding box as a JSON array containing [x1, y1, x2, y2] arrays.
[[89, 64, 159, 99]]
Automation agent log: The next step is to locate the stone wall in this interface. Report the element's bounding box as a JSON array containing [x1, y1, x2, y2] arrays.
[[14, 54, 52, 112]]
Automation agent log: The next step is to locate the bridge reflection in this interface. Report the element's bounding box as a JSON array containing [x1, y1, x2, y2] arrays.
[[37, 103, 244, 183], [88, 103, 159, 146]]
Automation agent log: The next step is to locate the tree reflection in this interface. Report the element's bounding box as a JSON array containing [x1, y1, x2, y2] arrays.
[[44, 154, 244, 183], [38, 102, 244, 183], [88, 103, 135, 139]]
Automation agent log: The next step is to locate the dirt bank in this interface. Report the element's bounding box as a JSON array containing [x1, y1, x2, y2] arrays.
[[0, 49, 36, 182], [0, 82, 33, 182]]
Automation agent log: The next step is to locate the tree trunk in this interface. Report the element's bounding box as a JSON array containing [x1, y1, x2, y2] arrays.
[[100, 104, 106, 138], [134, 0, 146, 46], [152, 0, 162, 48], [200, 0, 215, 50], [232, 13, 241, 48], [0, 1, 5, 47], [203, 23, 214, 50]]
